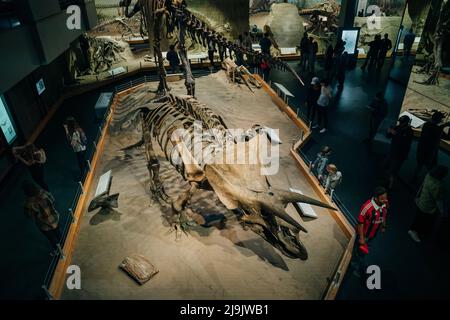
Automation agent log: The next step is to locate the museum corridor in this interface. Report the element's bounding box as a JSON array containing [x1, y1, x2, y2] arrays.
[[269, 58, 450, 299]]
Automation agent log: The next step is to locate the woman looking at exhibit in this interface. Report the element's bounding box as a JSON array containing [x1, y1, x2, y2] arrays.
[[12, 143, 49, 191], [315, 79, 332, 134], [64, 117, 88, 177]]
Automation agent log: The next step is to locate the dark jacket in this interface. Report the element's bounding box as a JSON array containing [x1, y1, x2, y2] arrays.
[[300, 36, 310, 53], [380, 38, 392, 55], [417, 121, 445, 164], [166, 50, 180, 66], [370, 97, 388, 120], [368, 39, 382, 56], [260, 37, 272, 54], [306, 85, 321, 105], [387, 124, 413, 160]]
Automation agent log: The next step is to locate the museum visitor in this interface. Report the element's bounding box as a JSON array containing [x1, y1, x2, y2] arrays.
[[12, 143, 49, 192], [409, 165, 448, 243], [64, 117, 88, 177], [386, 115, 414, 189], [353, 187, 389, 278], [22, 180, 61, 254]]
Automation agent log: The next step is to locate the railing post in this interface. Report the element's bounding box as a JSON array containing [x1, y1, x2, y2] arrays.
[[41, 285, 54, 300], [78, 181, 84, 195], [56, 243, 65, 260], [69, 208, 76, 223], [87, 160, 92, 171]]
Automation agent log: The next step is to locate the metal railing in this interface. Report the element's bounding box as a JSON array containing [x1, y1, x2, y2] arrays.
[[296, 147, 358, 227], [40, 89, 116, 299], [264, 78, 357, 227]]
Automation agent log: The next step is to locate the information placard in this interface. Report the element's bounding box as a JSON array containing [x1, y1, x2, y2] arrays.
[[0, 95, 17, 144], [36, 78, 46, 95]]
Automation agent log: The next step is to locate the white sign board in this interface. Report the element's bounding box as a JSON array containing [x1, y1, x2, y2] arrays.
[[36, 78, 46, 95], [95, 170, 112, 197], [280, 47, 297, 55], [263, 127, 282, 144], [289, 188, 318, 219], [108, 66, 127, 76], [187, 53, 208, 61], [273, 82, 294, 97], [399, 111, 426, 129]]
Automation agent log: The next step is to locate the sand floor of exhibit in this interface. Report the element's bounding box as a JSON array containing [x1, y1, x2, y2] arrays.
[[61, 72, 348, 300], [401, 68, 450, 118]]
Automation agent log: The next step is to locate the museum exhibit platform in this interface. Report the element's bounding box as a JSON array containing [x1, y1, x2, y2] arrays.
[[45, 72, 354, 300]]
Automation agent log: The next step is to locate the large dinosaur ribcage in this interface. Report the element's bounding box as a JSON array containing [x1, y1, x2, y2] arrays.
[[142, 94, 232, 185]]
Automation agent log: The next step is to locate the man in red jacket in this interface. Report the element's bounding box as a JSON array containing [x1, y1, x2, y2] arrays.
[[352, 186, 388, 278]]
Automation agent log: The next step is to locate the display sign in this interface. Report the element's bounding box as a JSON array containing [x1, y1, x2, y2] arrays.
[[341, 29, 360, 55], [36, 78, 46, 95], [0, 95, 17, 145]]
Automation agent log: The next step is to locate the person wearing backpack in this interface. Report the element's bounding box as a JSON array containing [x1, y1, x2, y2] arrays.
[[22, 180, 61, 254], [64, 117, 87, 175], [13, 143, 49, 191]]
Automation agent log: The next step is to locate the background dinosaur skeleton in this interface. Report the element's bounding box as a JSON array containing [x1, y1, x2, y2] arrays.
[[119, 0, 304, 96]]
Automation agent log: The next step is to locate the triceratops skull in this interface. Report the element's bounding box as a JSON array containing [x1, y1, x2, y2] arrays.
[[203, 133, 336, 260]]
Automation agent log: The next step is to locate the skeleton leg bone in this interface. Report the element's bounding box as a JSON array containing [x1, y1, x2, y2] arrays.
[[142, 113, 170, 205], [170, 182, 203, 238]]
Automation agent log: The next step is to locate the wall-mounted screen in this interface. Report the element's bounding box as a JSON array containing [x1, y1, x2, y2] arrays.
[[0, 95, 17, 144], [342, 29, 359, 54], [36, 78, 46, 95]]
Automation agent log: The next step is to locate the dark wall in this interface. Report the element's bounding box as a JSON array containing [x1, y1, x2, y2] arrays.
[[0, 0, 97, 93], [4, 52, 70, 141]]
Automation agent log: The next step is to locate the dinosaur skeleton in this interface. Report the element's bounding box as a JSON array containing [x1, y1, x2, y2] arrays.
[[414, 0, 450, 85], [119, 0, 304, 96], [222, 58, 262, 91], [112, 91, 336, 260]]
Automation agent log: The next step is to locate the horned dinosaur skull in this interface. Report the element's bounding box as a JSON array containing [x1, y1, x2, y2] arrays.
[[200, 133, 336, 260]]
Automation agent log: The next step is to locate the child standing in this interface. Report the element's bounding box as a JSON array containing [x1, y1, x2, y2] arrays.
[[311, 146, 332, 180]]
